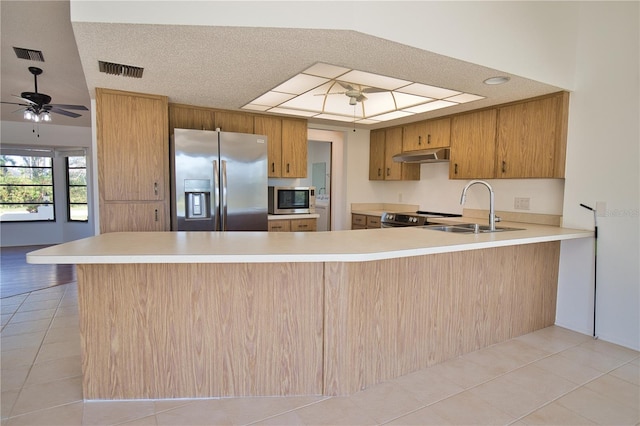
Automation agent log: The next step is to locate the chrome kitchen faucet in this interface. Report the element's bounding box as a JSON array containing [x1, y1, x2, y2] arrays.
[[460, 180, 501, 231]]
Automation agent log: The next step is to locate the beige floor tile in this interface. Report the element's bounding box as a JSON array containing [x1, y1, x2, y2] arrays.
[[154, 399, 241, 425], [33, 339, 81, 364], [10, 376, 83, 417], [118, 415, 158, 425], [254, 397, 377, 425], [461, 345, 528, 375], [82, 400, 155, 425], [0, 347, 39, 369], [385, 405, 453, 425], [25, 355, 82, 386], [216, 395, 328, 424], [5, 402, 83, 426], [0, 367, 30, 392], [49, 315, 79, 330], [519, 401, 597, 425], [556, 386, 640, 425], [558, 345, 629, 372], [1, 296, 26, 309], [428, 357, 498, 389], [532, 352, 604, 385], [5, 309, 55, 325], [579, 338, 640, 363], [1, 314, 13, 327], [486, 338, 553, 365], [1, 390, 19, 419], [428, 391, 515, 425], [347, 380, 425, 423], [0, 330, 46, 352], [0, 319, 51, 337], [609, 362, 640, 386], [24, 292, 64, 303], [584, 373, 640, 410], [54, 306, 79, 318], [392, 366, 465, 405], [16, 300, 60, 313], [502, 364, 577, 397], [42, 326, 80, 345], [514, 327, 589, 354]]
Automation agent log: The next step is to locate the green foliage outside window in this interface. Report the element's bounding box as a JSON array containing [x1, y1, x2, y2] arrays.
[[0, 155, 55, 221]]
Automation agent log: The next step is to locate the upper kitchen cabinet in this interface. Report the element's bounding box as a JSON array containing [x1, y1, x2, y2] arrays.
[[402, 117, 451, 152], [369, 127, 419, 181], [256, 116, 308, 178], [168, 104, 253, 134], [215, 111, 254, 134], [449, 109, 497, 179], [169, 103, 216, 133], [96, 88, 169, 232], [496, 92, 569, 178]]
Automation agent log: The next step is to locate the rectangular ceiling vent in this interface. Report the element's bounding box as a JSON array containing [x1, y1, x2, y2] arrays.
[[13, 47, 44, 62], [98, 61, 144, 78]]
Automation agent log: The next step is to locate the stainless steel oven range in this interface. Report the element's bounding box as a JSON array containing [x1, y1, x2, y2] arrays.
[[380, 211, 462, 228]]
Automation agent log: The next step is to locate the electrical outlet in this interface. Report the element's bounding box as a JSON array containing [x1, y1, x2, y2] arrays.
[[514, 197, 530, 210]]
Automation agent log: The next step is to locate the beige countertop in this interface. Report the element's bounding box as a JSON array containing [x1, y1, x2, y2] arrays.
[[27, 219, 592, 265]]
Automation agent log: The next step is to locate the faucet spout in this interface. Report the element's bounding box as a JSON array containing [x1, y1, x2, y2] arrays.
[[460, 180, 498, 231]]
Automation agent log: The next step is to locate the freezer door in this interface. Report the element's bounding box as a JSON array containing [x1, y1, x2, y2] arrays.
[[219, 132, 268, 231], [171, 129, 220, 231]]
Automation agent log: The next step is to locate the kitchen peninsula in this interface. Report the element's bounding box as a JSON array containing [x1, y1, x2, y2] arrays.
[[27, 223, 591, 400]]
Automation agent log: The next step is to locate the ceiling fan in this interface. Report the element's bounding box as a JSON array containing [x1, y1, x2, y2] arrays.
[[321, 81, 390, 105], [1, 66, 88, 122]]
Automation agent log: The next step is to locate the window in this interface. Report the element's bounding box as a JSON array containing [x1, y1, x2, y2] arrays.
[[66, 156, 88, 221], [0, 154, 55, 222]]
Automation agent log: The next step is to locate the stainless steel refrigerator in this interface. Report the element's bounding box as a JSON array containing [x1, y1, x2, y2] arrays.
[[171, 128, 268, 231]]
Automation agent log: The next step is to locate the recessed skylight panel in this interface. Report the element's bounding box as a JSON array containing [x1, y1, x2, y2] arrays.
[[273, 74, 328, 95], [403, 100, 458, 114], [392, 92, 434, 109], [398, 83, 461, 99], [445, 93, 485, 103], [302, 63, 350, 79], [339, 70, 411, 91], [250, 91, 296, 107]]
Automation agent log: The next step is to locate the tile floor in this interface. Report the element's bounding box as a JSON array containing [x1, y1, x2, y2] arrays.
[[1, 282, 639, 425]]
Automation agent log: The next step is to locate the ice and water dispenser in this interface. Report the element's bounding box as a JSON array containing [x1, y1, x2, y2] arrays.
[[184, 179, 211, 220]]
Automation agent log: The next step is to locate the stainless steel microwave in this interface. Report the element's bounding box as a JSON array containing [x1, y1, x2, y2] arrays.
[[268, 186, 315, 214]]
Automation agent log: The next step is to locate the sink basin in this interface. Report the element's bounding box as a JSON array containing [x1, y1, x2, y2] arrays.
[[422, 223, 524, 234]]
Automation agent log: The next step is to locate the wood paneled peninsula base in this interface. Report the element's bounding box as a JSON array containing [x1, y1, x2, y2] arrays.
[[75, 242, 560, 400]]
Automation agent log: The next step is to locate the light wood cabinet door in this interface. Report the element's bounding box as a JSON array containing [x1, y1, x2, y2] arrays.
[[369, 129, 386, 180], [352, 214, 366, 229], [169, 104, 216, 132], [215, 111, 254, 133], [450, 109, 497, 179], [497, 93, 568, 178], [384, 126, 403, 180], [100, 202, 166, 233], [291, 218, 317, 232], [255, 116, 283, 177], [97, 89, 168, 202], [403, 118, 451, 151], [268, 219, 290, 232], [281, 119, 307, 178]]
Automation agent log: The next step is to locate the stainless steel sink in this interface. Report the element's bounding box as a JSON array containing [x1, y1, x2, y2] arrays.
[[422, 223, 524, 234]]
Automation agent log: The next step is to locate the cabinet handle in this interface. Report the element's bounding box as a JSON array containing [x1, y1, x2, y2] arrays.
[[154, 182, 158, 196], [418, 135, 422, 146], [300, 224, 308, 228], [154, 209, 158, 222], [286, 163, 290, 173], [378, 168, 381, 177], [271, 162, 275, 173], [502, 161, 507, 173], [427, 134, 431, 144], [454, 163, 458, 175], [386, 167, 390, 176]]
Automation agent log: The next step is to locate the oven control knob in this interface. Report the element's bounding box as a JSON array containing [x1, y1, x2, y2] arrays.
[[410, 217, 417, 223], [388, 214, 394, 220]]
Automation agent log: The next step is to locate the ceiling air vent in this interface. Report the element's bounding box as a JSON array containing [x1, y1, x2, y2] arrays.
[[13, 47, 45, 62], [98, 61, 144, 78]]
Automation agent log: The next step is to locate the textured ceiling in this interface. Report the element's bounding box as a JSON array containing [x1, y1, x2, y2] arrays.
[[1, 1, 564, 131]]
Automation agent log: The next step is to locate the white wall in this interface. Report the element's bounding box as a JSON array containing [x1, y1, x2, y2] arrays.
[[0, 121, 95, 246]]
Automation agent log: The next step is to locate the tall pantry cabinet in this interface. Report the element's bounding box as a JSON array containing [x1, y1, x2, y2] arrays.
[[96, 88, 170, 233]]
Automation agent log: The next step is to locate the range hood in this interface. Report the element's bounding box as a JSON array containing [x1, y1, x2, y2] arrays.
[[392, 147, 450, 163]]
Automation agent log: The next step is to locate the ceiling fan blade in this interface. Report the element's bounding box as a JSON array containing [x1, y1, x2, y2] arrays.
[[356, 94, 368, 102], [361, 87, 389, 94], [11, 94, 37, 105], [49, 104, 89, 111], [1, 101, 29, 107], [49, 107, 82, 118], [337, 81, 355, 91]]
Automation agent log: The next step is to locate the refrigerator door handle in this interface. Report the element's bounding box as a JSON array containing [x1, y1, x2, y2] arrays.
[[213, 160, 220, 231], [221, 160, 228, 231]]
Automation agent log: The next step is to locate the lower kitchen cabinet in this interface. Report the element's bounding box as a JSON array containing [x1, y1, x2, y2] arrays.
[[100, 202, 166, 233], [269, 218, 317, 232], [352, 214, 382, 229]]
